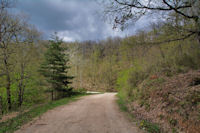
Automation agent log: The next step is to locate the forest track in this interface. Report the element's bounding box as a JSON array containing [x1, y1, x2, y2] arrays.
[[15, 93, 143, 133]]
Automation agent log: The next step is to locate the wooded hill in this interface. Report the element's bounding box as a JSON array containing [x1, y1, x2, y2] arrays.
[[66, 21, 200, 132]]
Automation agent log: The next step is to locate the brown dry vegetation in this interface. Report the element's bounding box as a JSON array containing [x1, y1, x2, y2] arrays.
[[127, 70, 200, 133]]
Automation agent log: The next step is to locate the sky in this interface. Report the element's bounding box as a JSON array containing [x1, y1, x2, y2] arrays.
[[14, 0, 152, 42]]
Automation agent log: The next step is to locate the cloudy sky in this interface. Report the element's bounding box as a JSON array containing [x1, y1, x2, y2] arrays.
[[14, 0, 151, 42]]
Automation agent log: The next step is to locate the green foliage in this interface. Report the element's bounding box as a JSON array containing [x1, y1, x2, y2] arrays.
[[139, 120, 161, 133], [40, 36, 73, 99], [116, 62, 147, 102], [172, 128, 178, 133], [116, 95, 128, 112]]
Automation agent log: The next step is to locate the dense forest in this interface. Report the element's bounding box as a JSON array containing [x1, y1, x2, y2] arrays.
[[0, 0, 200, 132]]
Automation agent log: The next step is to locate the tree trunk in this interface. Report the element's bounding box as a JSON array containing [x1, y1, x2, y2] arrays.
[[3, 52, 12, 110], [21, 85, 25, 106], [51, 90, 54, 101], [195, 19, 200, 46], [18, 64, 25, 107], [0, 96, 3, 115], [198, 32, 200, 46], [18, 81, 23, 107], [6, 74, 11, 110], [18, 84, 25, 107]]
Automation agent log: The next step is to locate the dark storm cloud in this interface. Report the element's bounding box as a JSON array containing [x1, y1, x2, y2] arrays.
[[15, 0, 148, 41]]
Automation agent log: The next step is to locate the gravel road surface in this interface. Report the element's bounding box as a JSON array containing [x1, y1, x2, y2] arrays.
[[16, 93, 143, 133]]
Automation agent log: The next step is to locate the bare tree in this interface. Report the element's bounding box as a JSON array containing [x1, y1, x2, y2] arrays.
[[15, 23, 41, 107], [0, 0, 23, 110], [103, 0, 200, 43]]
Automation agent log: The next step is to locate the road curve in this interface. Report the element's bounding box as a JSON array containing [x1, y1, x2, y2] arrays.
[[16, 93, 143, 133]]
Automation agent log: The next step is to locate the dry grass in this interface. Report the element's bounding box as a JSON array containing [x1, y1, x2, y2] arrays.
[[128, 70, 200, 133]]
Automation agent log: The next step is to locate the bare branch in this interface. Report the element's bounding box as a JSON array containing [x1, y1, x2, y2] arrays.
[[162, 0, 197, 19], [150, 32, 196, 45]]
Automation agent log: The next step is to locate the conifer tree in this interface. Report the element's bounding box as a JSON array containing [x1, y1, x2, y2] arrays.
[[40, 35, 73, 100]]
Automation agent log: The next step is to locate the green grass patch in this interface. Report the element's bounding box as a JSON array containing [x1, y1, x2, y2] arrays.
[[117, 97, 128, 112], [0, 94, 87, 133], [139, 120, 161, 133]]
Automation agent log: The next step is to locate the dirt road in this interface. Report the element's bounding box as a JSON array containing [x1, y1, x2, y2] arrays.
[[16, 93, 143, 133]]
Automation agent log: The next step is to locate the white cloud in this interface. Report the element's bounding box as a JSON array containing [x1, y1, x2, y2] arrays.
[[62, 36, 75, 42]]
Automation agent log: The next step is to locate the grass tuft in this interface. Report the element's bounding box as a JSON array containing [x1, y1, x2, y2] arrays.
[[139, 120, 161, 133]]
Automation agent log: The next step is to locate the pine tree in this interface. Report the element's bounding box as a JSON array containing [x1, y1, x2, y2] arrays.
[[40, 35, 73, 100]]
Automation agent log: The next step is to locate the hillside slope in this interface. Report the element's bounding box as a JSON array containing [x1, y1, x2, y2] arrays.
[[125, 70, 200, 133]]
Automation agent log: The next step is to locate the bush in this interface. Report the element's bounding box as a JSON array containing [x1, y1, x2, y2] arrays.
[[116, 64, 147, 103]]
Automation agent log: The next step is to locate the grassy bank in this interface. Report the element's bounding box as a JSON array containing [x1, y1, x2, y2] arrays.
[[0, 93, 87, 133], [117, 97, 161, 133]]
